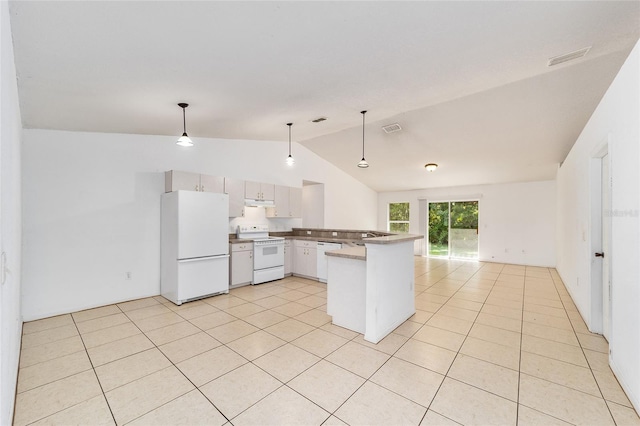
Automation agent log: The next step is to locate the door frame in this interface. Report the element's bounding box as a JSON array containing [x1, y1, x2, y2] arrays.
[[589, 136, 611, 336]]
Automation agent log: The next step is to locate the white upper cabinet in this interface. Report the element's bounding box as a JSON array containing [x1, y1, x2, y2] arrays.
[[266, 185, 289, 218], [224, 177, 245, 217], [165, 170, 200, 192], [266, 186, 302, 218], [165, 170, 224, 193], [199, 175, 225, 193], [245, 181, 275, 201]]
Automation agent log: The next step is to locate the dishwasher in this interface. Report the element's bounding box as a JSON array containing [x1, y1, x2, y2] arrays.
[[317, 242, 342, 283]]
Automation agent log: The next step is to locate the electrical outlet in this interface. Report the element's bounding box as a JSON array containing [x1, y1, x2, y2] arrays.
[[362, 233, 367, 238], [332, 232, 338, 236], [126, 272, 132, 280], [307, 230, 311, 235]]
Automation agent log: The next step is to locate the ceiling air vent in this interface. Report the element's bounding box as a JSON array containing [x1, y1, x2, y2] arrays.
[[547, 46, 591, 67], [311, 117, 327, 123], [382, 123, 402, 133]]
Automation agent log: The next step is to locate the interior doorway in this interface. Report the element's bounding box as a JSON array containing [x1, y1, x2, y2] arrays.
[[302, 181, 324, 229], [601, 153, 612, 340], [590, 142, 611, 340]]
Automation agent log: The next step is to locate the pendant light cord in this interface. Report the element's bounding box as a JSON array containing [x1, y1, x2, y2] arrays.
[[287, 123, 293, 156], [183, 107, 187, 134], [361, 110, 367, 158]]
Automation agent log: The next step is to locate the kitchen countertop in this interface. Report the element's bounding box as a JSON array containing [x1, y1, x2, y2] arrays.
[[360, 234, 423, 245], [229, 234, 422, 245], [325, 246, 366, 260]]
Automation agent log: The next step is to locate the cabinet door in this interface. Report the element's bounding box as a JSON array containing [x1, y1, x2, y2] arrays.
[[165, 170, 200, 192], [245, 181, 261, 199], [225, 177, 245, 217], [231, 249, 253, 286], [200, 175, 224, 193], [307, 248, 318, 278], [289, 187, 302, 217], [293, 246, 306, 276], [284, 245, 292, 275], [267, 185, 289, 218], [261, 183, 275, 201]]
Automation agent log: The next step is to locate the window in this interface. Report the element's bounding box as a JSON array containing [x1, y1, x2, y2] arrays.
[[388, 202, 410, 233]]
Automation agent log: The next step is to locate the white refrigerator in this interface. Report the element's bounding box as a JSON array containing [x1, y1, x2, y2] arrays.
[[161, 190, 229, 305]]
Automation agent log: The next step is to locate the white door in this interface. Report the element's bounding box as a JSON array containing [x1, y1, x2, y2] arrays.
[[177, 191, 229, 259], [602, 153, 612, 340]]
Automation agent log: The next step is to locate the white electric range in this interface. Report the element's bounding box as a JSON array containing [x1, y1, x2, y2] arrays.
[[236, 225, 285, 284]]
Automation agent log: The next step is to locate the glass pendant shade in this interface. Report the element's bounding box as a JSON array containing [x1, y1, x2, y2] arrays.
[[177, 132, 193, 147], [358, 158, 369, 168], [286, 154, 295, 166]]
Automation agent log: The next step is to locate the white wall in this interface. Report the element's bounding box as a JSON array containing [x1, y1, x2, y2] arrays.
[[556, 41, 639, 411], [378, 180, 557, 267], [21, 129, 377, 321], [0, 1, 23, 424]]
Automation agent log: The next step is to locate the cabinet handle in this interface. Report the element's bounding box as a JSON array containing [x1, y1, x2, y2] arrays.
[[195, 184, 199, 191]]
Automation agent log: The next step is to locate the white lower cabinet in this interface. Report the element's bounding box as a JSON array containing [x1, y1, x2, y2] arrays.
[[230, 243, 253, 286], [293, 240, 317, 279], [284, 240, 292, 276]]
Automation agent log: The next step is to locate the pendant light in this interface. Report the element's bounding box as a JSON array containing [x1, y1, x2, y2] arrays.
[[176, 103, 193, 147], [357, 110, 369, 168], [286, 123, 295, 166]]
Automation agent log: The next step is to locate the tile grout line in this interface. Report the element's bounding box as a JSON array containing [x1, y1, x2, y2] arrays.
[[548, 270, 620, 424], [515, 268, 528, 426], [416, 261, 506, 423]]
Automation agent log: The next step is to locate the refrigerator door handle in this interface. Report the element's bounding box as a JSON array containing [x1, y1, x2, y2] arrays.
[[178, 254, 230, 263]]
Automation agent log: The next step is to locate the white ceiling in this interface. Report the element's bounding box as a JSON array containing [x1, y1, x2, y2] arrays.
[[9, 1, 640, 192]]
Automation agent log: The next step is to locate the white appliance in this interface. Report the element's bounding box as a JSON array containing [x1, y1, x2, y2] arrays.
[[161, 191, 230, 305], [317, 242, 342, 283], [236, 225, 284, 284]]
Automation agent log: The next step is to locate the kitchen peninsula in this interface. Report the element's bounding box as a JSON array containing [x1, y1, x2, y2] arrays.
[[325, 234, 423, 344]]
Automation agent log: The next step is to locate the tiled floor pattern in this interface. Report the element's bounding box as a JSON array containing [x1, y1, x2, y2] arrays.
[[14, 259, 640, 425]]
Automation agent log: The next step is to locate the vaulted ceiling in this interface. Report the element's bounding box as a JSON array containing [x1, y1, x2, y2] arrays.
[[9, 1, 640, 191]]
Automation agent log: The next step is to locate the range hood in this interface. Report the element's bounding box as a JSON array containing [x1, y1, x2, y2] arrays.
[[244, 198, 275, 207]]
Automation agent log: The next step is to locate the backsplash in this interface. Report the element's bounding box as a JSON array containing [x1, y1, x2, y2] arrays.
[[227, 206, 301, 233]]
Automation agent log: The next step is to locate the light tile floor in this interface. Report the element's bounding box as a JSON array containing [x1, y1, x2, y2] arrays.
[[14, 258, 640, 425]]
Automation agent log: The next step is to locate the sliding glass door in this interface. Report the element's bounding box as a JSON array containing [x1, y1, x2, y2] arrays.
[[428, 201, 478, 259]]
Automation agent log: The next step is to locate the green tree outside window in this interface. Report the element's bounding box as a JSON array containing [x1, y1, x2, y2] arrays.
[[388, 202, 410, 233]]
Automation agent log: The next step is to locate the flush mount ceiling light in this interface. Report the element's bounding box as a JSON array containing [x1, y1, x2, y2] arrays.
[[358, 110, 369, 169], [176, 103, 193, 147], [424, 163, 438, 172], [286, 123, 295, 166]]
